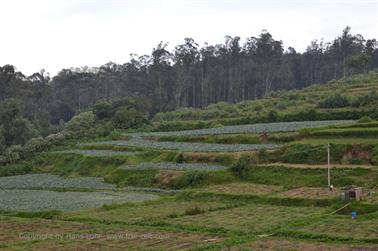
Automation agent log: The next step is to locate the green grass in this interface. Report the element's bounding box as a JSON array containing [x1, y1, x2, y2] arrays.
[[298, 137, 378, 145], [63, 198, 233, 224], [104, 168, 159, 187], [0, 163, 32, 177], [310, 128, 378, 137], [153, 132, 299, 144], [27, 152, 236, 189], [298, 214, 378, 240], [243, 165, 376, 189], [166, 203, 327, 235]]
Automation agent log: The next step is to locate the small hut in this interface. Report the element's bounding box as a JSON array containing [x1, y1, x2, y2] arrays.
[[341, 185, 363, 201]]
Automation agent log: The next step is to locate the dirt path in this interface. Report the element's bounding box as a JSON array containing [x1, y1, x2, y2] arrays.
[[258, 162, 373, 169]]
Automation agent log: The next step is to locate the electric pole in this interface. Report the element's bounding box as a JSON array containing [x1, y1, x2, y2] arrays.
[[327, 143, 331, 189]]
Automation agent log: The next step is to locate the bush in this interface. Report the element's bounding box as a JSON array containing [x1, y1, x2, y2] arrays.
[[210, 122, 224, 128], [94, 122, 114, 137], [23, 137, 47, 155], [358, 116, 374, 123], [92, 101, 112, 120], [65, 111, 96, 137], [318, 94, 350, 108], [112, 107, 147, 129], [311, 128, 378, 138], [45, 132, 67, 145], [230, 155, 250, 179], [281, 144, 326, 164], [0, 132, 5, 154], [174, 153, 185, 163], [202, 109, 227, 120], [184, 205, 205, 215], [351, 91, 378, 107], [267, 110, 279, 122], [372, 146, 378, 165], [4, 145, 23, 164]]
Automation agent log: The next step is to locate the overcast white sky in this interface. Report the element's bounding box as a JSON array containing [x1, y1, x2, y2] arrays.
[[0, 0, 377, 76]]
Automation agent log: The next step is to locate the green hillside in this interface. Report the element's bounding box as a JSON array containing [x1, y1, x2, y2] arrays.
[[152, 71, 378, 131], [1, 71, 378, 250]]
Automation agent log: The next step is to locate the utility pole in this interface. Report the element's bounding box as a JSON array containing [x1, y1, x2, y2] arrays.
[[327, 143, 331, 189]]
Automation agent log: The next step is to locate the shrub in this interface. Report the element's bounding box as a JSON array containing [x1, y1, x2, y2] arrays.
[[202, 109, 227, 120], [372, 146, 378, 165], [174, 153, 185, 163], [358, 116, 374, 123], [113, 107, 136, 129], [65, 111, 96, 137], [210, 122, 224, 128], [4, 145, 23, 164], [230, 155, 250, 179], [372, 108, 378, 120], [318, 94, 350, 108], [351, 91, 378, 107], [276, 102, 287, 110], [45, 132, 67, 145], [184, 205, 205, 215], [254, 105, 263, 111], [92, 101, 112, 119], [173, 171, 209, 188], [0, 132, 5, 154], [267, 110, 279, 122], [281, 144, 326, 164], [23, 137, 47, 155], [94, 122, 114, 137], [311, 128, 378, 138]]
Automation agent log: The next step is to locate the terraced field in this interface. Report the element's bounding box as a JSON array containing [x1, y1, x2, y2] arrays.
[[132, 120, 354, 137], [121, 162, 228, 171], [0, 174, 116, 190], [0, 174, 159, 212], [84, 120, 353, 152], [55, 149, 142, 156], [0, 190, 158, 212], [91, 136, 278, 152], [2, 119, 378, 250]]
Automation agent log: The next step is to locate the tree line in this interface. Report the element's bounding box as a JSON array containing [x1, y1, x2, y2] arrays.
[[1, 26, 377, 128]]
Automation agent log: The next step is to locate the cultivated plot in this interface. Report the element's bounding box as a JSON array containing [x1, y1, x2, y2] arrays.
[[0, 174, 116, 190], [0, 190, 158, 212]]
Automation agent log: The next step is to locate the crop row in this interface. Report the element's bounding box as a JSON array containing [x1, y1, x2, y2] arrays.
[[130, 120, 354, 137], [0, 174, 116, 190], [310, 127, 378, 137], [82, 121, 353, 152], [89, 136, 278, 152], [0, 189, 158, 211], [121, 162, 228, 171], [55, 149, 141, 156]]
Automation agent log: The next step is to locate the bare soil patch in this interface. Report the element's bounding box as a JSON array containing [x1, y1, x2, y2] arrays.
[[259, 163, 372, 169], [201, 182, 283, 195], [0, 216, 224, 251], [228, 239, 378, 251], [278, 187, 340, 199]]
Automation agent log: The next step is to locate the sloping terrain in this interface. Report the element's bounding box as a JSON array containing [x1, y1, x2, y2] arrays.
[[1, 72, 378, 250]]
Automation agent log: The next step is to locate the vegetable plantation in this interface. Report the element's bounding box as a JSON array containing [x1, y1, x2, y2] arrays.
[[90, 137, 278, 152], [0, 174, 116, 190], [83, 120, 353, 152], [132, 120, 354, 137], [55, 149, 141, 156], [122, 162, 228, 171], [0, 190, 158, 211]]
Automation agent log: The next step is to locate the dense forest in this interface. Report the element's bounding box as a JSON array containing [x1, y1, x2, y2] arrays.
[[0, 26, 378, 159], [50, 27, 378, 115]]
